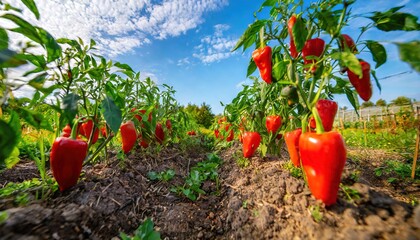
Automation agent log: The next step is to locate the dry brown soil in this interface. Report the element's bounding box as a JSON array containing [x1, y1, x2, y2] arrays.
[[1, 142, 419, 239]]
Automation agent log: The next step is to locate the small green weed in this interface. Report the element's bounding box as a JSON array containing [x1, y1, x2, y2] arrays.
[[120, 218, 161, 240], [148, 169, 175, 182], [283, 161, 303, 179], [242, 200, 248, 209], [171, 153, 222, 201], [309, 205, 323, 222], [340, 184, 361, 202], [0, 178, 58, 204], [236, 157, 250, 168], [0, 211, 8, 224]]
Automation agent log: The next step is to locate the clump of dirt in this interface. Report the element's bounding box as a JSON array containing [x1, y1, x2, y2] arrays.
[[1, 142, 419, 239]]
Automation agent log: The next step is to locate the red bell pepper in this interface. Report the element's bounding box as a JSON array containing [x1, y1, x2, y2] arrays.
[[214, 129, 220, 139], [60, 124, 72, 138], [120, 121, 137, 153], [288, 15, 298, 58], [131, 108, 152, 123], [340, 34, 357, 53], [166, 119, 172, 130], [266, 115, 282, 134], [224, 124, 234, 142], [242, 131, 261, 158], [187, 130, 197, 136], [302, 38, 325, 72], [50, 123, 88, 191], [139, 139, 149, 148], [252, 46, 272, 84], [347, 60, 372, 101], [100, 126, 107, 138], [155, 123, 165, 143], [309, 99, 338, 132], [284, 128, 302, 167], [299, 131, 346, 206], [80, 119, 99, 144]]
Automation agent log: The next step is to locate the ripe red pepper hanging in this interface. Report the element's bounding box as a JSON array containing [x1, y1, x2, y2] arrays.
[[80, 119, 99, 144], [242, 131, 261, 158], [50, 121, 88, 191], [309, 99, 338, 132], [347, 60, 372, 101], [340, 34, 358, 53], [155, 122, 165, 144], [302, 38, 325, 72], [299, 108, 347, 206], [288, 15, 298, 58], [266, 115, 282, 134], [252, 46, 272, 84], [120, 121, 137, 154], [284, 128, 302, 167]]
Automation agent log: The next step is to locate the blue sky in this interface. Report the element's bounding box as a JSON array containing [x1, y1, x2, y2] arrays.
[[6, 0, 420, 114]]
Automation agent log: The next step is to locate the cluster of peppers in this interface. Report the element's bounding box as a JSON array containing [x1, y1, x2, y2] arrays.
[[286, 99, 346, 206], [51, 110, 173, 191], [246, 15, 368, 206], [214, 117, 234, 142], [254, 15, 373, 102]]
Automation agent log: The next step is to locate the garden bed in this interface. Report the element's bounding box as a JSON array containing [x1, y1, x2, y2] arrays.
[[1, 143, 419, 239]]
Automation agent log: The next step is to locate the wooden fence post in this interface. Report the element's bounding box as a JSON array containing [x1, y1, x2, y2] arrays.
[[412, 124, 420, 179]]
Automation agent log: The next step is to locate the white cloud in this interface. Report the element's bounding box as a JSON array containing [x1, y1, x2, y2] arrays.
[[177, 57, 191, 66], [193, 24, 238, 64], [3, 0, 228, 57]]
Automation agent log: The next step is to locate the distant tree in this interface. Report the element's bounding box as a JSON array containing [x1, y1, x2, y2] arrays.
[[339, 106, 348, 110], [390, 96, 412, 106], [360, 101, 374, 108], [184, 102, 215, 128], [375, 99, 387, 107]]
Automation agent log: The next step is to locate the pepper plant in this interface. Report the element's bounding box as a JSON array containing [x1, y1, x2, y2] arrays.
[[227, 0, 420, 205]]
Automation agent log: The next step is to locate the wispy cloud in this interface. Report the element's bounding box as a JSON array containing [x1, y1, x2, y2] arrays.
[[177, 57, 192, 67], [193, 24, 238, 64], [4, 0, 228, 57]]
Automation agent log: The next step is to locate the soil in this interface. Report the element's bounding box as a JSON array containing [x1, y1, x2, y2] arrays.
[[1, 142, 419, 240]]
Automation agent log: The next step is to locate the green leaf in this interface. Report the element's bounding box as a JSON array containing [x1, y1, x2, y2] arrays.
[[0, 211, 8, 224], [114, 62, 134, 72], [316, 9, 340, 36], [5, 147, 20, 169], [0, 120, 18, 168], [102, 96, 122, 134], [261, 0, 277, 7], [344, 87, 359, 116], [21, 0, 40, 19], [292, 16, 308, 52], [369, 7, 420, 31], [2, 14, 40, 42], [246, 58, 257, 77], [61, 93, 80, 126], [396, 41, 420, 72], [28, 73, 48, 90], [232, 20, 266, 52], [331, 52, 361, 77], [19, 54, 46, 69], [147, 171, 159, 180], [272, 60, 287, 82], [17, 107, 53, 131], [0, 28, 8, 50], [36, 27, 61, 62], [370, 69, 382, 93], [366, 41, 387, 68], [0, 49, 27, 68]]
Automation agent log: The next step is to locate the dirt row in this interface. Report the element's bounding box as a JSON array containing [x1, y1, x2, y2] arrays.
[[1, 143, 419, 239]]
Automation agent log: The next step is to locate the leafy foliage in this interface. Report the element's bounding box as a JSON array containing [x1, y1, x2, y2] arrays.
[[171, 153, 222, 201], [148, 169, 175, 182], [120, 218, 161, 240]]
